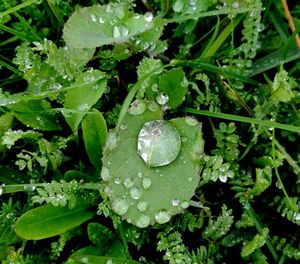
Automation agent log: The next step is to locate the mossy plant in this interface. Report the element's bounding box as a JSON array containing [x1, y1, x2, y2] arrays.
[[101, 100, 204, 228]]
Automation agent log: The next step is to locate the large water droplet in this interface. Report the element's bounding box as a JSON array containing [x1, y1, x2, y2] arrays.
[[155, 210, 171, 224], [128, 100, 146, 115], [124, 177, 134, 188], [142, 177, 152, 189], [112, 198, 129, 216], [137, 120, 181, 167], [180, 201, 189, 209], [130, 187, 142, 200], [148, 101, 159, 112], [137, 201, 148, 212], [172, 199, 180, 206], [156, 93, 169, 105], [101, 167, 111, 181], [135, 214, 150, 228]]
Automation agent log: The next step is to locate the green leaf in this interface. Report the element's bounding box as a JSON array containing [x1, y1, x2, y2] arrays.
[[71, 255, 140, 264], [101, 100, 204, 227], [63, 4, 155, 48], [87, 222, 113, 247], [82, 109, 107, 169], [63, 70, 107, 131], [158, 68, 188, 108], [9, 100, 60, 131], [14, 200, 95, 240], [250, 167, 272, 196]]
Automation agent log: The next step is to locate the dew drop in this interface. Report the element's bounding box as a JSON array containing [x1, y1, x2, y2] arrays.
[[148, 101, 159, 112], [184, 116, 198, 126], [124, 177, 134, 188], [133, 14, 141, 19], [120, 124, 127, 130], [114, 177, 121, 184], [144, 12, 153, 22], [181, 137, 188, 142], [219, 174, 227, 183], [187, 177, 193, 182], [99, 17, 105, 23], [77, 103, 89, 112], [172, 199, 180, 206], [0, 187, 3, 196], [104, 186, 113, 197], [155, 210, 171, 224], [112, 198, 129, 216], [137, 120, 181, 167], [137, 201, 148, 212], [128, 100, 146, 115], [137, 171, 144, 178], [130, 187, 142, 200], [156, 93, 169, 105], [135, 214, 150, 228], [90, 13, 97, 22], [106, 132, 118, 150], [180, 201, 189, 209], [151, 83, 159, 92], [101, 167, 111, 181], [294, 212, 300, 221], [113, 26, 121, 38], [142, 177, 152, 189]]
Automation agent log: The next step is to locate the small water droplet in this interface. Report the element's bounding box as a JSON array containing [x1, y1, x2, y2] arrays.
[[130, 187, 142, 200], [128, 100, 146, 115], [148, 101, 159, 112], [134, 14, 141, 19], [99, 16, 105, 23], [294, 212, 300, 221], [77, 103, 89, 112], [172, 199, 180, 206], [104, 186, 113, 197], [276, 181, 282, 189], [113, 26, 121, 38], [120, 124, 127, 130], [90, 13, 97, 22], [142, 177, 152, 189], [156, 93, 169, 105], [135, 214, 150, 228], [159, 173, 163, 177], [180, 201, 189, 209], [187, 177, 193, 182], [101, 167, 111, 181], [219, 174, 227, 183], [144, 12, 153, 22], [137, 201, 148, 212], [137, 171, 144, 178], [0, 187, 3, 196], [112, 198, 129, 216], [185, 116, 198, 126], [106, 4, 112, 13], [155, 210, 171, 224], [114, 177, 121, 184], [106, 259, 114, 264], [151, 83, 159, 92], [137, 120, 181, 167], [181, 137, 188, 142], [106, 132, 118, 150], [49, 83, 62, 90], [124, 177, 134, 188]]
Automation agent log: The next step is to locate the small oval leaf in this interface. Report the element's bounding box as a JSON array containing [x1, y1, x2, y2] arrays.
[[15, 201, 95, 240]]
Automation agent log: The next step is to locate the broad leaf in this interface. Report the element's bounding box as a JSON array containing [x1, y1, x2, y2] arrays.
[[14, 200, 95, 240], [63, 70, 107, 131], [71, 255, 140, 264]]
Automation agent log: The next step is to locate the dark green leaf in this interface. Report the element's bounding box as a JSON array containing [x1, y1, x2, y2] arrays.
[[71, 255, 140, 264]]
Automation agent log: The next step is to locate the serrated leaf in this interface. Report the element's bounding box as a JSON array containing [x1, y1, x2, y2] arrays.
[[9, 100, 60, 131], [241, 228, 269, 257], [101, 100, 204, 228], [63, 4, 155, 48], [82, 109, 107, 169], [63, 70, 107, 131], [158, 68, 188, 108], [14, 200, 95, 240]]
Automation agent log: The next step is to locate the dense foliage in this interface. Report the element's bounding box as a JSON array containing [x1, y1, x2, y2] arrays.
[[0, 0, 300, 263]]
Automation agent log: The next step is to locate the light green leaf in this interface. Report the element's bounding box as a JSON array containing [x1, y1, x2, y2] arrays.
[[63, 4, 155, 48], [71, 255, 140, 264], [101, 100, 204, 228], [82, 109, 107, 169], [158, 68, 188, 108], [241, 228, 269, 257], [14, 200, 95, 240], [63, 70, 107, 131]]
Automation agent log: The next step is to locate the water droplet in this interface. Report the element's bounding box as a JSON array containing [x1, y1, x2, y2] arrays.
[[294, 212, 300, 221], [106, 4, 112, 13], [104, 186, 113, 197], [124, 177, 134, 188], [156, 93, 169, 105], [135, 214, 150, 228], [137, 120, 181, 167], [137, 201, 148, 212], [173, 0, 184, 12], [133, 14, 141, 19], [113, 26, 121, 38], [151, 83, 159, 92], [181, 137, 188, 142], [142, 177, 152, 189], [130, 187, 142, 200], [101, 167, 111, 181], [106, 132, 118, 150], [90, 13, 97, 22], [128, 100, 146, 115], [99, 17, 105, 23], [144, 12, 153, 22], [148, 101, 159, 112], [77, 103, 89, 112], [112, 198, 129, 216], [114, 177, 121, 184], [276, 181, 282, 189], [137, 171, 144, 178], [185, 116, 198, 126], [187, 177, 193, 182], [219, 174, 227, 183], [106, 259, 114, 264], [113, 26, 129, 38], [172, 199, 180, 206], [49, 83, 62, 90], [120, 124, 127, 130], [155, 210, 171, 224], [0, 187, 3, 196], [180, 201, 189, 209]]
